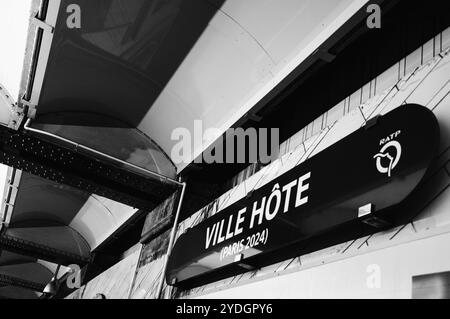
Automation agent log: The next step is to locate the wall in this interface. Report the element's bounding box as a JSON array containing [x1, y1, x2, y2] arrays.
[[66, 244, 141, 299]]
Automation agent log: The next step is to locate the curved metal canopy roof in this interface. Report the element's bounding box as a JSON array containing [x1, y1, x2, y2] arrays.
[[0, 250, 69, 299]]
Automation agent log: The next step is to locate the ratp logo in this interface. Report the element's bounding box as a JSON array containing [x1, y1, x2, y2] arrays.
[[373, 130, 402, 177]]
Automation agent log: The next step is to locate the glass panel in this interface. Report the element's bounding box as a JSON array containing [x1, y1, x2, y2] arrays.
[[31, 112, 176, 179]]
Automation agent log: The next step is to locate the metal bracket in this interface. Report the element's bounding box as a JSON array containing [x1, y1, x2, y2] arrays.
[[363, 114, 381, 130], [0, 84, 23, 130], [30, 15, 54, 34], [358, 203, 390, 228], [362, 216, 391, 229], [315, 49, 336, 63], [8, 104, 25, 130], [245, 112, 263, 123], [21, 97, 37, 119], [3, 202, 14, 208]]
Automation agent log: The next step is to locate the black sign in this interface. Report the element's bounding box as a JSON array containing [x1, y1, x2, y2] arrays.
[[167, 104, 439, 287]]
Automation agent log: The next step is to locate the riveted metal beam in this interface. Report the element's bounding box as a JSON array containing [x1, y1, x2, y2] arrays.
[[30, 12, 54, 34], [0, 233, 91, 266], [0, 83, 24, 130], [0, 273, 45, 292], [0, 123, 179, 211]]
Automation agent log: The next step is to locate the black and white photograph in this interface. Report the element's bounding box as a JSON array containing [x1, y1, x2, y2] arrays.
[[0, 0, 449, 307]]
